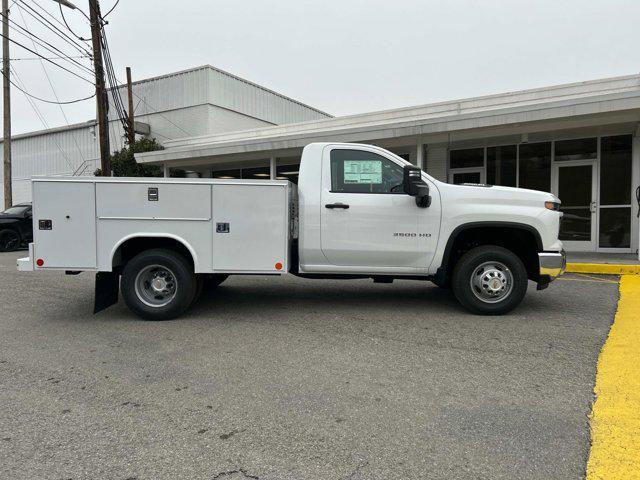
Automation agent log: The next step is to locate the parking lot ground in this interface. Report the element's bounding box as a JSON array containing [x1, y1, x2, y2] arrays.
[[0, 251, 619, 480]]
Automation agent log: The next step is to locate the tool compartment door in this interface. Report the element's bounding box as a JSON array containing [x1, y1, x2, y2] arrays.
[[212, 184, 288, 272], [33, 181, 97, 269]]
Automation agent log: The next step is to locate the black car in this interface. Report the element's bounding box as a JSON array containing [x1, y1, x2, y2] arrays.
[[0, 203, 32, 252]]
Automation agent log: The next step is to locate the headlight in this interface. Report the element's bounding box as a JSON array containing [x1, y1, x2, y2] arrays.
[[545, 201, 560, 211]]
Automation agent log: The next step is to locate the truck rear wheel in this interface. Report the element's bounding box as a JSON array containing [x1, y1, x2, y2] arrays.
[[452, 245, 528, 315], [121, 248, 196, 321]]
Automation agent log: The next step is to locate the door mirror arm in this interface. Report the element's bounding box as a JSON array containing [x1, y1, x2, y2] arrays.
[[415, 194, 431, 208], [403, 165, 431, 208]]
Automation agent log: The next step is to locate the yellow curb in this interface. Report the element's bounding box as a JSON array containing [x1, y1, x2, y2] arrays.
[[566, 263, 640, 275], [586, 275, 640, 479]]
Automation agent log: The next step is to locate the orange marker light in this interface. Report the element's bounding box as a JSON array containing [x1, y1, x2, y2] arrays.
[[275, 262, 283, 271]]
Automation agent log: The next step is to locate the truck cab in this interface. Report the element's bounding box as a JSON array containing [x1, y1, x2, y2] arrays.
[[17, 142, 565, 320]]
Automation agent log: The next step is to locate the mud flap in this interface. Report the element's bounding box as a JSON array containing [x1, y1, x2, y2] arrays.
[[94, 271, 119, 314]]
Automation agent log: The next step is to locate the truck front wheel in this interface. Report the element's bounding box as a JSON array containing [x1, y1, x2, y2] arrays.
[[451, 245, 528, 315], [121, 248, 196, 321]]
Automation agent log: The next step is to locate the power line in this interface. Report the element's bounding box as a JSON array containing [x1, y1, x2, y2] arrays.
[[10, 64, 77, 172], [1, 12, 94, 77], [1, 69, 93, 104], [30, 0, 89, 42], [9, 54, 89, 61], [0, 31, 94, 84], [58, 4, 88, 42], [14, 0, 91, 57], [102, 0, 119, 19], [101, 29, 127, 133], [13, 4, 93, 107]]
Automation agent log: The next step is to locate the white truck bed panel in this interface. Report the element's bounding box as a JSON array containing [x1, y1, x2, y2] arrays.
[[212, 184, 289, 272], [32, 181, 97, 269], [96, 182, 212, 220]]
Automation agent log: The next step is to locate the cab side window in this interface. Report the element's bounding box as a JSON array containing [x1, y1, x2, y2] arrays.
[[330, 149, 404, 194]]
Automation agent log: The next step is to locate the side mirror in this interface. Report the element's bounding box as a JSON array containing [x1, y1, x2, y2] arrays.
[[403, 165, 431, 208]]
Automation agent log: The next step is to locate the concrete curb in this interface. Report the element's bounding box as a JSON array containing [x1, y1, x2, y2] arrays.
[[566, 263, 640, 275]]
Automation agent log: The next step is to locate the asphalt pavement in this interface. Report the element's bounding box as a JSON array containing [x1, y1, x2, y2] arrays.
[[0, 251, 618, 480]]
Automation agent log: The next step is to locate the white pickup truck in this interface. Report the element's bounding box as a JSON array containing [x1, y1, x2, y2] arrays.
[[17, 142, 565, 320]]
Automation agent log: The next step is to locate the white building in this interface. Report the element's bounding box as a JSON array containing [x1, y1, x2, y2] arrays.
[[2, 66, 640, 256], [0, 65, 331, 203]]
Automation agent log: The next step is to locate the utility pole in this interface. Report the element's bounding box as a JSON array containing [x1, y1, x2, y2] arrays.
[[125, 66, 134, 146], [88, 0, 110, 175], [2, 0, 12, 208]]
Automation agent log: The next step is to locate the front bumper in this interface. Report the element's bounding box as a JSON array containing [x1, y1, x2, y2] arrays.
[[537, 250, 566, 289]]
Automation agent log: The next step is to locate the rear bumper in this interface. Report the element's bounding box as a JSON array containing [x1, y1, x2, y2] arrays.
[[16, 243, 34, 272], [537, 250, 566, 289]]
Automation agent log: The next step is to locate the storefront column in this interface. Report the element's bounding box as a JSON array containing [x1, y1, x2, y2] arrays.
[[416, 140, 425, 169], [163, 163, 170, 178], [270, 157, 277, 180]]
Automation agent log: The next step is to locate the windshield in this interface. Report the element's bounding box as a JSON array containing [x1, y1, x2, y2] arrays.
[[2, 206, 29, 215]]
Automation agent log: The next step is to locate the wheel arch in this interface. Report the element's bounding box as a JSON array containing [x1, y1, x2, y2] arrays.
[[110, 234, 198, 271], [435, 221, 543, 286]]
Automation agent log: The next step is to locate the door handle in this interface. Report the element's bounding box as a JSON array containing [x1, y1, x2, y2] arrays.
[[325, 203, 350, 209]]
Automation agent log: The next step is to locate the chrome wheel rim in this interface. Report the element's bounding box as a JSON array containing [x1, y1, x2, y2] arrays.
[[134, 264, 178, 308], [470, 261, 513, 304]]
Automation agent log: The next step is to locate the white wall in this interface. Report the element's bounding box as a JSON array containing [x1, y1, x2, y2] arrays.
[[209, 105, 274, 133]]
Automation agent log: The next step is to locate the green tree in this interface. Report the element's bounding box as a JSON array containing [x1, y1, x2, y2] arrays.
[[94, 138, 184, 177]]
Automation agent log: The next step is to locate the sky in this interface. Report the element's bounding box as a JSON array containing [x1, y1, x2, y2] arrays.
[[3, 0, 640, 135]]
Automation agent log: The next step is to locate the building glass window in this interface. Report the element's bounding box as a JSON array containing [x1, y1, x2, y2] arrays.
[[519, 142, 551, 192], [242, 166, 271, 179], [600, 135, 632, 206], [554, 138, 597, 161], [598, 135, 632, 249], [276, 163, 300, 184], [330, 149, 404, 194], [486, 145, 517, 187], [599, 207, 631, 248], [212, 169, 241, 179], [451, 171, 482, 184], [212, 166, 270, 180], [450, 148, 484, 169]]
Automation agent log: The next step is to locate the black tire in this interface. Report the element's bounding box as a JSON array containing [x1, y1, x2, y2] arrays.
[[452, 245, 528, 315], [121, 248, 196, 321], [0, 229, 20, 252], [191, 274, 205, 306]]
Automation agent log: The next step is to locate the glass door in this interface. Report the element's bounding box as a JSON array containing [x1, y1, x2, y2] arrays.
[[552, 161, 597, 251]]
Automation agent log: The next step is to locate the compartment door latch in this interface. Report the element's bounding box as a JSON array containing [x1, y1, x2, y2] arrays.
[[148, 187, 159, 201]]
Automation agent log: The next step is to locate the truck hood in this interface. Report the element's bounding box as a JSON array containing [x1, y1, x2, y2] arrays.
[[436, 182, 559, 205]]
